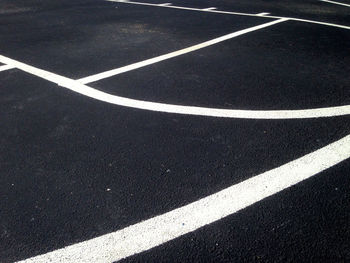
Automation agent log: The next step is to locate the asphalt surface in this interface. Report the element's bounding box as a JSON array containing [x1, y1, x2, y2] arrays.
[[0, 0, 350, 262]]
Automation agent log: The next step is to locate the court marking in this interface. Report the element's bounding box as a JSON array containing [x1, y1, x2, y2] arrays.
[[0, 64, 15, 72], [256, 12, 270, 16], [203, 7, 217, 11], [2, 53, 350, 119], [77, 18, 288, 84], [1, 2, 349, 262], [320, 0, 350, 7], [158, 3, 171, 6], [17, 132, 350, 263], [76, 0, 350, 84], [106, 0, 350, 30]]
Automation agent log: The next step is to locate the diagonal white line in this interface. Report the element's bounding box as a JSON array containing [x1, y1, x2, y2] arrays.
[[320, 0, 350, 7], [4, 2, 350, 262], [0, 64, 15, 72], [1, 53, 350, 119], [77, 18, 288, 84], [256, 12, 270, 16], [202, 7, 217, 11], [17, 133, 350, 263], [106, 0, 350, 30], [158, 3, 171, 6]]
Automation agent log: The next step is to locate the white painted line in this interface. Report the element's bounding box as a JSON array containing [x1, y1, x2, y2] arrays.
[[4, 1, 350, 261], [77, 18, 288, 84], [0, 64, 15, 72], [17, 133, 350, 263], [203, 7, 217, 11], [285, 16, 350, 30], [320, 0, 350, 7], [107, 0, 350, 30], [256, 12, 270, 16], [158, 3, 171, 6], [2, 54, 350, 119]]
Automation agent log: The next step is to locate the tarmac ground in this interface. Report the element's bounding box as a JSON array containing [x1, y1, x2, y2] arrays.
[[0, 0, 350, 262]]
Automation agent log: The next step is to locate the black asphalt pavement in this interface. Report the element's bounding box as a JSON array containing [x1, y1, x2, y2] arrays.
[[0, 0, 349, 262]]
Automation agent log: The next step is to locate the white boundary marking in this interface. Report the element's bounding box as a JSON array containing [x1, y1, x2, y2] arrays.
[[2, 54, 350, 119], [203, 7, 217, 11], [158, 3, 171, 6], [0, 64, 15, 72], [17, 133, 350, 263], [77, 19, 288, 84], [256, 12, 270, 16], [3, 2, 350, 261], [320, 0, 350, 7], [106, 0, 350, 30], [77, 0, 350, 83]]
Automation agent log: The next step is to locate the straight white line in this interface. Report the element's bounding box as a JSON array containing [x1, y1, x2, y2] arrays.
[[1, 54, 350, 119], [158, 3, 171, 6], [320, 0, 350, 7], [203, 7, 217, 11], [0, 64, 15, 72], [256, 12, 270, 16], [106, 0, 270, 18], [106, 0, 350, 30], [77, 18, 288, 84], [17, 133, 350, 263]]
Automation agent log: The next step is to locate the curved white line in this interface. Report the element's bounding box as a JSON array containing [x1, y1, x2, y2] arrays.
[[1, 54, 350, 119], [17, 132, 350, 263]]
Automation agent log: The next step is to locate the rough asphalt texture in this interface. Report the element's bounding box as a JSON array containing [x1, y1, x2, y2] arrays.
[[0, 0, 349, 262]]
